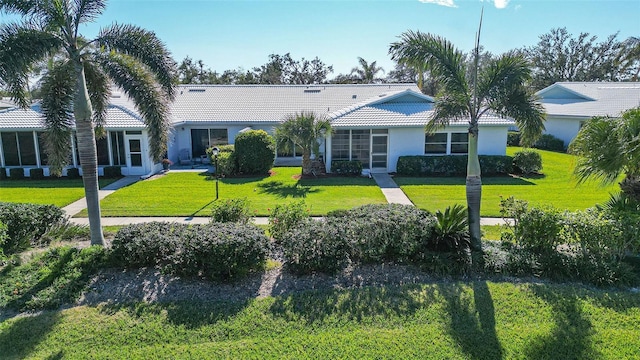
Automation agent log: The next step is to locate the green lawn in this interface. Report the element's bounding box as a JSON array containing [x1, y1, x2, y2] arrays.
[[1, 282, 638, 359], [85, 167, 386, 217], [396, 148, 619, 217], [0, 178, 117, 208]]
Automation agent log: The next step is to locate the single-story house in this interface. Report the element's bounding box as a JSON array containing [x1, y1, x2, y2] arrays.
[[538, 82, 640, 146], [0, 84, 515, 176], [0, 97, 15, 110]]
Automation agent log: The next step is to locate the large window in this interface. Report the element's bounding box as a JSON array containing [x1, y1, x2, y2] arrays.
[[425, 132, 469, 155], [1, 131, 38, 166], [37, 132, 48, 165], [351, 130, 370, 169], [110, 131, 126, 166], [191, 128, 228, 158], [331, 130, 350, 161], [330, 129, 385, 170]]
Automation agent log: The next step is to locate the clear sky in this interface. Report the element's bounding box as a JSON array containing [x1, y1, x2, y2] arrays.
[[3, 0, 640, 78]]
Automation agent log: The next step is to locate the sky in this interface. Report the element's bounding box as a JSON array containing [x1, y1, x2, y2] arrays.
[[2, 0, 640, 78]]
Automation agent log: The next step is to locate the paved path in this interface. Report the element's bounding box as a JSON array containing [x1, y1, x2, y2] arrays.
[[65, 171, 508, 226]]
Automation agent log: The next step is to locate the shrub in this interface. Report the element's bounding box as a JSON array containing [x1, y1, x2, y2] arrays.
[[0, 221, 7, 258], [268, 201, 310, 242], [0, 202, 67, 254], [0, 167, 7, 180], [331, 160, 363, 175], [211, 198, 252, 224], [533, 134, 565, 152], [499, 197, 562, 254], [208, 147, 237, 176], [396, 155, 513, 176], [66, 167, 80, 179], [432, 204, 471, 253], [234, 130, 275, 175], [280, 219, 349, 274], [512, 149, 542, 175], [9, 168, 24, 180], [111, 222, 269, 281], [29, 168, 44, 179], [507, 131, 521, 146], [103, 166, 122, 178]]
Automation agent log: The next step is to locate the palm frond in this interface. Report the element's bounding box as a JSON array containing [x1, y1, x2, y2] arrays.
[[96, 23, 177, 100], [569, 116, 625, 185], [72, 0, 106, 29], [39, 60, 76, 176], [428, 93, 469, 133], [96, 52, 171, 161], [0, 0, 39, 15], [0, 22, 62, 106], [619, 107, 640, 176], [82, 59, 110, 128]]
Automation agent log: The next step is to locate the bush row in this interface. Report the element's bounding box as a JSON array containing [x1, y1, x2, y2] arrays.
[[206, 130, 276, 176], [111, 222, 270, 281], [0, 202, 67, 255], [0, 166, 121, 179], [396, 155, 513, 176], [507, 132, 566, 152], [330, 160, 363, 175]]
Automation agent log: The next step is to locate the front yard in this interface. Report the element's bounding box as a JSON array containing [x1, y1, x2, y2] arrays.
[[83, 167, 386, 217], [395, 147, 619, 217], [0, 178, 117, 208]]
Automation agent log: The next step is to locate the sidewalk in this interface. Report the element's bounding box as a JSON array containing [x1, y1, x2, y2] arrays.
[[65, 172, 508, 226]]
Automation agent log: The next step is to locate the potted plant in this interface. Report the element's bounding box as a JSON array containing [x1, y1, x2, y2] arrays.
[[161, 158, 173, 171]]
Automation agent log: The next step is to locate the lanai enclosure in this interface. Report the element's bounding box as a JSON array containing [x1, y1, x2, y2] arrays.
[[0, 84, 514, 177]]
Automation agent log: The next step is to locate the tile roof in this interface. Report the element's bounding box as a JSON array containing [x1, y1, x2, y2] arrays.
[[538, 82, 640, 118], [0, 98, 15, 109], [170, 84, 420, 122]]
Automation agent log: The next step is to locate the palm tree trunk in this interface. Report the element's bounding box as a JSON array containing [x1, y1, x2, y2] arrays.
[[466, 131, 482, 251], [301, 149, 312, 176], [74, 63, 105, 246]]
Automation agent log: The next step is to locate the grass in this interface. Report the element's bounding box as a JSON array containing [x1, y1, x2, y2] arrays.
[[82, 167, 386, 217], [1, 279, 638, 359], [0, 178, 118, 208], [481, 225, 503, 241], [395, 147, 619, 217]]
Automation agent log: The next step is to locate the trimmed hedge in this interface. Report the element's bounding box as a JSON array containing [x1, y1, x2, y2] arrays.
[[533, 134, 565, 152], [396, 155, 513, 176], [512, 149, 542, 175], [29, 168, 44, 179], [507, 131, 521, 146], [208, 146, 237, 176], [111, 222, 270, 281], [103, 166, 122, 178], [66, 167, 80, 179], [0, 202, 67, 255], [0, 167, 6, 180], [331, 160, 363, 175], [9, 168, 24, 180], [234, 130, 275, 175]]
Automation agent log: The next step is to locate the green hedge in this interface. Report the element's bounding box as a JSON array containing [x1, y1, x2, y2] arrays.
[[9, 168, 24, 180], [66, 167, 80, 179], [29, 168, 45, 179], [330, 160, 363, 175], [0, 202, 67, 255], [0, 167, 6, 180], [396, 155, 513, 176], [533, 134, 565, 152], [208, 146, 237, 176], [234, 130, 275, 175]]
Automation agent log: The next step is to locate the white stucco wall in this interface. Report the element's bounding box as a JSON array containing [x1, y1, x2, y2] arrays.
[[543, 116, 584, 146], [388, 127, 425, 172], [478, 126, 510, 155]]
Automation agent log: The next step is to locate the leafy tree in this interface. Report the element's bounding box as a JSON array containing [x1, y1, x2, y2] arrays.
[[350, 57, 385, 83], [276, 112, 331, 176], [389, 30, 545, 251], [569, 107, 640, 202], [616, 36, 640, 81], [523, 28, 630, 89], [254, 53, 333, 84], [0, 0, 176, 246]]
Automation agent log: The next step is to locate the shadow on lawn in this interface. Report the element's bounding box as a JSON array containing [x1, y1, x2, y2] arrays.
[[524, 285, 601, 359], [257, 181, 319, 198], [398, 175, 537, 186], [437, 282, 504, 360], [0, 310, 62, 359]]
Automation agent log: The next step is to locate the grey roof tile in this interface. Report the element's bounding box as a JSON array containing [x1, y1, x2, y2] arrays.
[[538, 82, 640, 118]]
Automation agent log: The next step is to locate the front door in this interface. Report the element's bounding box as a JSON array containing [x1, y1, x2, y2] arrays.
[[125, 135, 145, 175], [370, 131, 388, 173]]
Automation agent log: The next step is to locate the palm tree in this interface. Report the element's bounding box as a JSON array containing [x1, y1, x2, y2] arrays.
[[276, 112, 331, 176], [569, 107, 640, 202], [0, 0, 176, 246], [389, 30, 545, 251], [350, 57, 385, 83]]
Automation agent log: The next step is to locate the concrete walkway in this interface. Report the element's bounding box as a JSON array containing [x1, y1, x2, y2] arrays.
[[65, 171, 508, 226]]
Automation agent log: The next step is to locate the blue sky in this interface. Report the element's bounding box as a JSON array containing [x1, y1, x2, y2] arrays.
[[3, 0, 640, 78]]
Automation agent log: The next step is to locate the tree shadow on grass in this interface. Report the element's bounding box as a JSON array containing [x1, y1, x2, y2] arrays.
[[257, 181, 320, 198], [397, 176, 536, 186], [0, 311, 62, 359], [524, 285, 600, 360], [197, 171, 271, 185], [436, 281, 504, 360]]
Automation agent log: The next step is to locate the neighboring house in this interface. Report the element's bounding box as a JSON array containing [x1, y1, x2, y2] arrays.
[[0, 84, 515, 176], [0, 98, 15, 111], [538, 82, 640, 146]]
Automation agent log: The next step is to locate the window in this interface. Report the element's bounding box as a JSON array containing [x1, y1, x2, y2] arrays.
[[1, 131, 38, 166], [425, 132, 469, 155], [1, 132, 19, 166], [331, 130, 350, 161], [351, 130, 370, 169], [110, 131, 126, 166], [191, 129, 228, 158], [96, 136, 110, 165], [37, 132, 48, 165], [450, 133, 469, 154], [331, 129, 381, 170], [425, 133, 447, 154]]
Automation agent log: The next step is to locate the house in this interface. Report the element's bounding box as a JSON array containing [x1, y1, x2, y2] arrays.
[[0, 98, 15, 110], [0, 84, 515, 177], [537, 82, 640, 146]]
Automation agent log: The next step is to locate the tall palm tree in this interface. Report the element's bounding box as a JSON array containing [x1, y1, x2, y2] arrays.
[[569, 107, 640, 202], [350, 57, 385, 84], [276, 112, 331, 176], [389, 30, 545, 251], [0, 0, 176, 246]]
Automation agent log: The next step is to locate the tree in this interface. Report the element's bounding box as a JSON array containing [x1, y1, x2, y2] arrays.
[[389, 30, 545, 251], [276, 112, 331, 176], [523, 28, 630, 89], [616, 37, 640, 81], [569, 107, 640, 202], [0, 0, 176, 246], [350, 57, 384, 83], [254, 53, 333, 84]]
